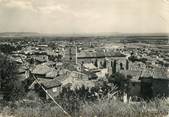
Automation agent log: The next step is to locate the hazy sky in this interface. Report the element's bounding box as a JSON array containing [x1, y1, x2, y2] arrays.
[[0, 0, 168, 34]]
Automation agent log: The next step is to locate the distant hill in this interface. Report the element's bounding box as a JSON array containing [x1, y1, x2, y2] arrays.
[[0, 32, 41, 37], [0, 32, 168, 38]]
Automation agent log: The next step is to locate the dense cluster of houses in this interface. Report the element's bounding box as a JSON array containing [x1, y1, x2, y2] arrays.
[[1, 40, 169, 102]]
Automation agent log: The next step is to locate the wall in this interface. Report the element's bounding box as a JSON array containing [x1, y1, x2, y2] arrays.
[[64, 46, 77, 64], [46, 87, 62, 100], [77, 57, 127, 73], [127, 81, 141, 97], [141, 78, 153, 99], [152, 79, 169, 97]]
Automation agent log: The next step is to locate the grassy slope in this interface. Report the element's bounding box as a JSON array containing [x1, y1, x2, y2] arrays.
[[0, 97, 169, 117]]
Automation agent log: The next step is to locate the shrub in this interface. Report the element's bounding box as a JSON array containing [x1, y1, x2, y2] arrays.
[[0, 54, 26, 101]]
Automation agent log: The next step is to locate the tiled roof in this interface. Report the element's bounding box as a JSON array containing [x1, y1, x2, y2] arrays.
[[83, 63, 97, 70], [29, 78, 61, 90], [32, 64, 53, 75], [120, 70, 142, 82], [43, 61, 56, 66], [77, 50, 126, 58], [61, 71, 93, 90], [42, 78, 61, 89], [140, 67, 169, 79], [45, 69, 58, 78], [140, 69, 153, 78], [153, 67, 168, 79]]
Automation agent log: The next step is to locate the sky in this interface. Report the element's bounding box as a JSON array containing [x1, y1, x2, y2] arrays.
[[0, 0, 168, 34]]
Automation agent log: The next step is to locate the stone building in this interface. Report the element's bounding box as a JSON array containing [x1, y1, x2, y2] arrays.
[[140, 67, 169, 99], [77, 49, 128, 74], [63, 45, 77, 64]]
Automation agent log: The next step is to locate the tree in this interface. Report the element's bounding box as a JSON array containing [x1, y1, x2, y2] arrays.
[[0, 54, 26, 101], [0, 44, 16, 54], [108, 72, 126, 83]]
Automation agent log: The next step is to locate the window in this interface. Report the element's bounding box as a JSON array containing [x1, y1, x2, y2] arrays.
[[100, 61, 102, 65], [53, 88, 57, 92], [120, 63, 124, 70], [111, 61, 113, 67]]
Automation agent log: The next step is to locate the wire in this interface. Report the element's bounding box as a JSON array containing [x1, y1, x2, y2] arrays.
[[19, 55, 71, 117]]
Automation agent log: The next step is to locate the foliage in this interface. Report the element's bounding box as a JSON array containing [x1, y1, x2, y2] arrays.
[[0, 44, 16, 54], [0, 97, 168, 117], [128, 56, 147, 63], [0, 54, 26, 101], [108, 72, 126, 83], [79, 97, 169, 117]]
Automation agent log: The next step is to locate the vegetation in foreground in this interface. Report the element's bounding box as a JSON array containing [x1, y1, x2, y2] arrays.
[[0, 97, 169, 117]]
